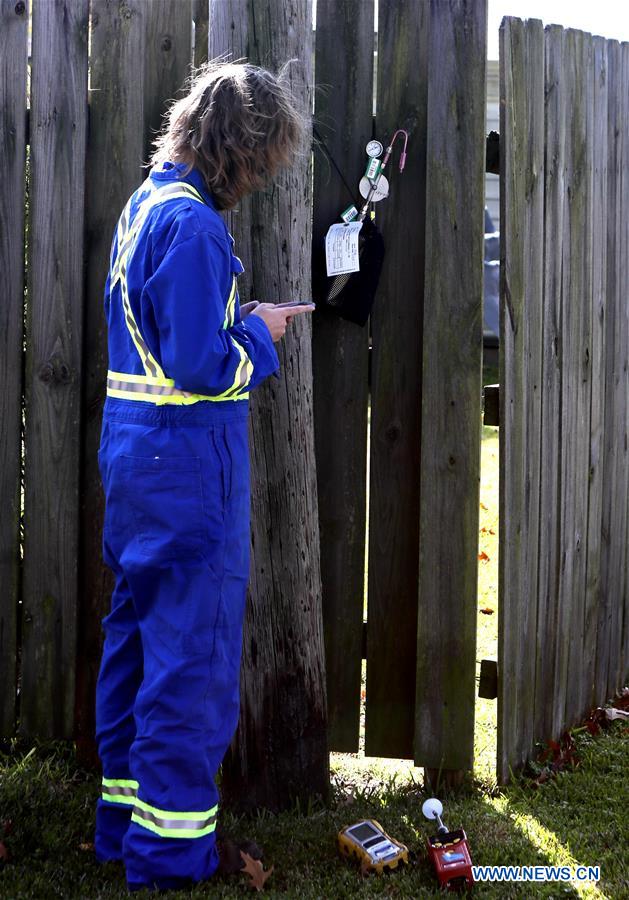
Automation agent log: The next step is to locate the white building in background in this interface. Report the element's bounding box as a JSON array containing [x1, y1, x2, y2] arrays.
[[485, 59, 500, 230]]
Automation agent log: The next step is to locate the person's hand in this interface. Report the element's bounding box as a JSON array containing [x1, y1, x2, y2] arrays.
[[240, 301, 260, 318], [250, 302, 315, 342]]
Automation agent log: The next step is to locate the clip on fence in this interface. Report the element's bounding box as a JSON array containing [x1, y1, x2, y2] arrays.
[[317, 129, 408, 327]]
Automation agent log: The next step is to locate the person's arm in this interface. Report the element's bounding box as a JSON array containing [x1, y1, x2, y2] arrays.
[[144, 230, 280, 397]]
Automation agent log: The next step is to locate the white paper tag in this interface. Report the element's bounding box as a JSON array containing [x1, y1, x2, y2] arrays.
[[325, 222, 363, 276]]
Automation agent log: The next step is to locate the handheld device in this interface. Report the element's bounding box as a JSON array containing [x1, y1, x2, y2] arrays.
[[337, 819, 409, 874], [422, 798, 473, 891]]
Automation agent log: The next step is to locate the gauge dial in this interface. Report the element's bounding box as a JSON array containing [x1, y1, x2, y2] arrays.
[[366, 140, 383, 158]]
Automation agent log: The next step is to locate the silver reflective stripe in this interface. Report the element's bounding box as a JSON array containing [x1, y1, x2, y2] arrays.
[[107, 376, 195, 398], [132, 805, 217, 832], [104, 784, 137, 798]]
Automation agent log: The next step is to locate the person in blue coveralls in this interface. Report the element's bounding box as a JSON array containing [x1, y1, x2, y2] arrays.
[[94, 60, 314, 891]]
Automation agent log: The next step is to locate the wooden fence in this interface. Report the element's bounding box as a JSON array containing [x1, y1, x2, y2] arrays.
[[313, 0, 486, 770], [0, 0, 486, 778], [499, 18, 629, 780]]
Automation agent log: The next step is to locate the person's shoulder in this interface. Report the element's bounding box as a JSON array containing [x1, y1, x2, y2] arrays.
[[151, 194, 228, 246]]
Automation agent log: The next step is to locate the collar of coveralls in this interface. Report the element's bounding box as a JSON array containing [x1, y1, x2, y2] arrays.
[[150, 159, 217, 211]]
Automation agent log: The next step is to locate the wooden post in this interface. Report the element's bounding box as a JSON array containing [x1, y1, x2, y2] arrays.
[[21, 0, 89, 738], [312, 0, 373, 753], [209, 0, 329, 811], [498, 15, 545, 781], [0, 0, 29, 736], [365, 0, 430, 762], [75, 0, 148, 764], [414, 0, 487, 775]]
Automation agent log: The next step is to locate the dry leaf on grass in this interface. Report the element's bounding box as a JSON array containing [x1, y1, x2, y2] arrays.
[[480, 607, 494, 615], [79, 842, 94, 852], [0, 842, 8, 863], [240, 850, 274, 892], [478, 551, 490, 562]]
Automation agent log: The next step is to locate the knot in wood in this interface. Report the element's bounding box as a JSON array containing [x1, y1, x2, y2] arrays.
[[448, 455, 456, 468], [39, 357, 71, 385], [161, 36, 172, 51], [15, 1, 26, 14], [384, 422, 401, 444]]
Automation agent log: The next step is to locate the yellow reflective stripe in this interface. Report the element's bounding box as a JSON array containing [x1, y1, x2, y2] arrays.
[[106, 386, 249, 405], [110, 182, 205, 380], [107, 370, 172, 386], [131, 812, 217, 839], [131, 798, 218, 839], [102, 778, 139, 789], [223, 276, 237, 329], [134, 798, 218, 821], [118, 257, 164, 380], [101, 777, 139, 806]]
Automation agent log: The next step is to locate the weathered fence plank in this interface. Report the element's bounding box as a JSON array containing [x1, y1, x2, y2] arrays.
[[583, 35, 608, 713], [620, 43, 629, 692], [364, 0, 430, 760], [559, 29, 593, 731], [0, 0, 29, 736], [500, 21, 629, 778], [413, 0, 487, 774], [536, 24, 565, 745], [21, 0, 89, 738], [312, 0, 373, 753], [75, 0, 147, 761], [142, 0, 193, 166], [601, 40, 629, 698], [210, 0, 328, 811], [192, 0, 208, 69]]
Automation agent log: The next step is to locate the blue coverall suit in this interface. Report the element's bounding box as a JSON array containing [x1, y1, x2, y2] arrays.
[[94, 161, 279, 890]]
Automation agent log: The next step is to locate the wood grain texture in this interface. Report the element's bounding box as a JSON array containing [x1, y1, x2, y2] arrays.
[[582, 35, 608, 713], [364, 0, 429, 761], [600, 39, 629, 698], [311, 0, 373, 753], [500, 22, 628, 779], [620, 42, 629, 692], [192, 0, 208, 69], [414, 0, 487, 772], [558, 29, 593, 731], [535, 24, 565, 746], [21, 0, 89, 738], [75, 0, 147, 761], [142, 0, 193, 166], [210, 0, 329, 811], [498, 17, 545, 780], [0, 0, 28, 736]]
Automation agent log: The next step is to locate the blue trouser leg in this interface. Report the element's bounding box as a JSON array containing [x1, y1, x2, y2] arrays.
[[95, 546, 143, 862], [96, 410, 250, 891]]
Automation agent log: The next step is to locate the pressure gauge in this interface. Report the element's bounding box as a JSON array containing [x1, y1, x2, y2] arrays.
[[366, 139, 383, 158]]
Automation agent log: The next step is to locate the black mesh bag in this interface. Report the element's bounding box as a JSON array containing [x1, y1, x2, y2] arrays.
[[313, 217, 385, 327]]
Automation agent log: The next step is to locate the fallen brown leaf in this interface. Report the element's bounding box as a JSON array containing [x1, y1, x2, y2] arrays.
[[0, 842, 8, 863], [79, 843, 94, 852], [240, 850, 273, 892], [480, 607, 494, 615], [478, 551, 490, 562], [480, 502, 488, 511]]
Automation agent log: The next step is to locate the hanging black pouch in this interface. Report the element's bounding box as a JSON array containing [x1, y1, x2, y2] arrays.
[[313, 218, 385, 327]]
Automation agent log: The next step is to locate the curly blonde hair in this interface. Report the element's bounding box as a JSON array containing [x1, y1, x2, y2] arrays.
[[150, 60, 306, 210]]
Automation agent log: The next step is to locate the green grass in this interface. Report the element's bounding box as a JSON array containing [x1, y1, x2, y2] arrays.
[[2, 361, 627, 897], [1, 728, 627, 898]]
